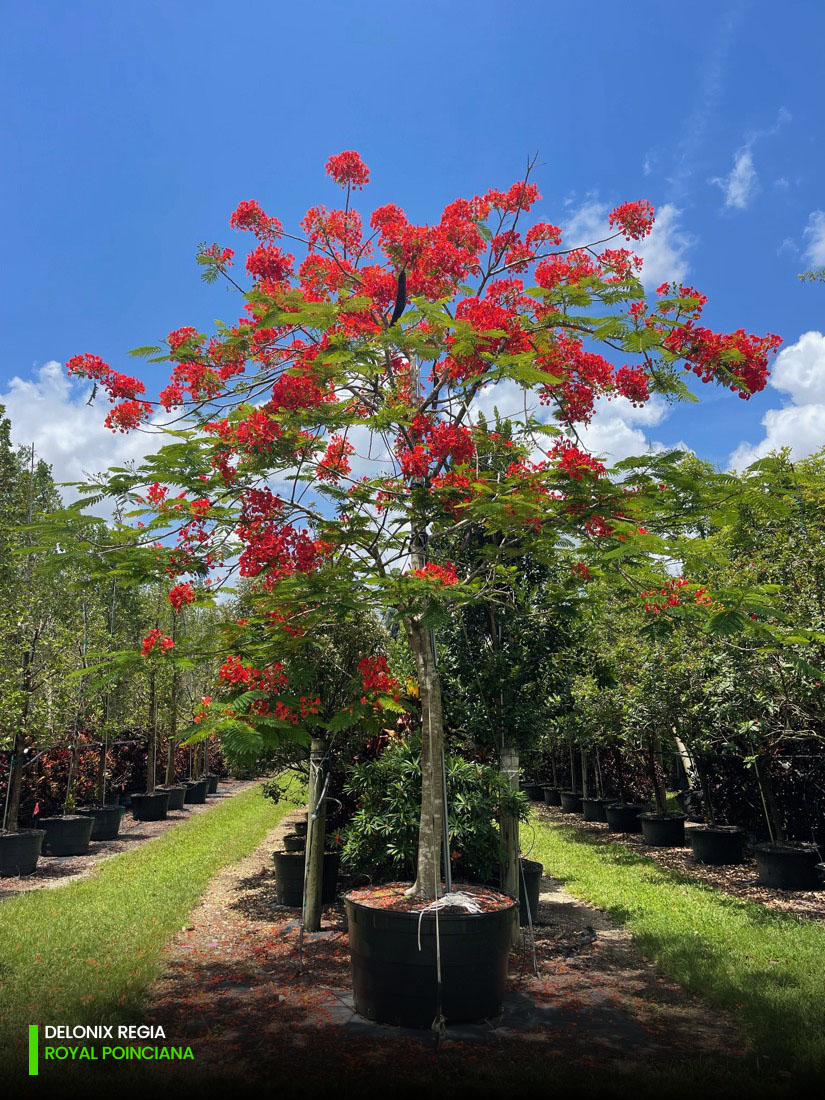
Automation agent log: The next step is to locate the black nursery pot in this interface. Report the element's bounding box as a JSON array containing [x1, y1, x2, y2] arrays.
[[560, 790, 583, 814], [157, 784, 187, 811], [542, 787, 562, 807], [604, 802, 650, 834], [581, 797, 610, 823], [272, 851, 339, 907], [754, 843, 823, 891], [40, 815, 95, 856], [345, 891, 516, 1028], [294, 818, 309, 837], [130, 791, 170, 822], [689, 825, 746, 865], [639, 812, 687, 847], [519, 783, 545, 802], [183, 779, 208, 805], [518, 858, 543, 926], [0, 829, 45, 876], [76, 804, 125, 841], [282, 833, 306, 852], [204, 774, 219, 795]]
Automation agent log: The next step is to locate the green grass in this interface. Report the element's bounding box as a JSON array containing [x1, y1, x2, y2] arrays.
[[531, 814, 825, 1078], [0, 776, 300, 1064]]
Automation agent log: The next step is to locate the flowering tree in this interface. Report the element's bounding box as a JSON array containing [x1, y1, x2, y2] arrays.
[[67, 151, 781, 898]]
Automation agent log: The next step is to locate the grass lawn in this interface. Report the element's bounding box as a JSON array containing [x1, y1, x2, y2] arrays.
[[531, 813, 825, 1080], [0, 776, 300, 1067]]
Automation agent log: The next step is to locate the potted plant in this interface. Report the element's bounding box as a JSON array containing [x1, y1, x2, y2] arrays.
[[65, 150, 781, 1025]]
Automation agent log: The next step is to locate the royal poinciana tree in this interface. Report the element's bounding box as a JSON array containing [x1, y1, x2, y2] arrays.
[[67, 151, 781, 899]]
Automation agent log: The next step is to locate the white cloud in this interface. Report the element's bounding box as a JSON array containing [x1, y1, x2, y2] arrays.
[[563, 200, 692, 290], [729, 331, 825, 468], [0, 361, 160, 506], [803, 211, 825, 266], [710, 146, 758, 210]]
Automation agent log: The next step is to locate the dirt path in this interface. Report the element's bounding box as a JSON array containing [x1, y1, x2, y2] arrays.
[[533, 803, 825, 921], [145, 809, 749, 1089], [0, 780, 258, 899]]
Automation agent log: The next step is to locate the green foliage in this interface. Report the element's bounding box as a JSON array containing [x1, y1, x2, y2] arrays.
[[341, 736, 526, 882]]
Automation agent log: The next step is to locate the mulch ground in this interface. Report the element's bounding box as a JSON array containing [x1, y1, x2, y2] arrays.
[[530, 803, 825, 921], [0, 780, 257, 899], [145, 808, 752, 1090]]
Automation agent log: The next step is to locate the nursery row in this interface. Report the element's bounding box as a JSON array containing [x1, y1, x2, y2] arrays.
[[0, 772, 224, 879]]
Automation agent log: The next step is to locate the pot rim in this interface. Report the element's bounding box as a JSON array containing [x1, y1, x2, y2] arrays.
[[753, 842, 820, 856], [690, 824, 744, 835], [0, 828, 47, 838], [638, 811, 688, 822], [38, 814, 93, 823], [343, 884, 517, 919]]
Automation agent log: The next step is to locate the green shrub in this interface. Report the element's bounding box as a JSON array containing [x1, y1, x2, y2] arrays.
[[341, 736, 525, 883]]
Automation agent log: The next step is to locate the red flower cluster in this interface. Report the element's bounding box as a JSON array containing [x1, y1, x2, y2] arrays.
[[141, 629, 174, 657], [66, 354, 152, 433], [554, 444, 606, 480], [358, 655, 401, 701], [411, 562, 459, 586], [609, 200, 655, 240], [663, 324, 781, 397], [168, 582, 195, 611], [317, 434, 355, 482], [325, 151, 370, 189], [571, 561, 591, 581], [641, 577, 711, 614]]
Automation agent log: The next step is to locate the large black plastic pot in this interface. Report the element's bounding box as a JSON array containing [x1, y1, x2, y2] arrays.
[[40, 815, 95, 856], [604, 802, 650, 834], [560, 790, 583, 814], [0, 830, 45, 876], [294, 818, 309, 837], [754, 843, 823, 890], [518, 858, 543, 926], [542, 787, 562, 807], [519, 783, 545, 802], [272, 851, 340, 907], [282, 833, 306, 852], [689, 825, 746, 865], [131, 791, 170, 822], [157, 785, 187, 811], [183, 779, 208, 805], [581, 797, 610, 823], [345, 889, 517, 1028], [204, 774, 219, 795], [639, 812, 687, 847], [76, 804, 124, 841]]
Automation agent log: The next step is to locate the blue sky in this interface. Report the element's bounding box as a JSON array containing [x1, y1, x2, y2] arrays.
[[1, 0, 824, 491]]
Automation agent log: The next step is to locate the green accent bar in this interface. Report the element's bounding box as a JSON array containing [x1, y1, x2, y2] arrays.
[[28, 1024, 38, 1076]]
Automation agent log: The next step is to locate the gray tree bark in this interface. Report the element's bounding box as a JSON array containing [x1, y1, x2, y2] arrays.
[[302, 735, 328, 932]]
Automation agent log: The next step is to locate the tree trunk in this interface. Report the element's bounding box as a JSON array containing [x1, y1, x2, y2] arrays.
[[695, 752, 717, 826], [568, 741, 576, 792], [165, 618, 179, 785], [674, 735, 699, 789], [3, 735, 25, 832], [755, 758, 785, 844], [613, 745, 628, 801], [580, 746, 589, 799], [499, 737, 520, 944], [146, 672, 156, 793], [595, 748, 604, 798], [646, 733, 667, 812], [550, 749, 558, 789], [302, 736, 328, 933], [405, 617, 444, 899]]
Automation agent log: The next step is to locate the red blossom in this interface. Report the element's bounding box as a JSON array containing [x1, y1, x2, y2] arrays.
[[141, 629, 174, 657], [325, 151, 370, 189], [411, 562, 459, 586], [609, 200, 655, 240]]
